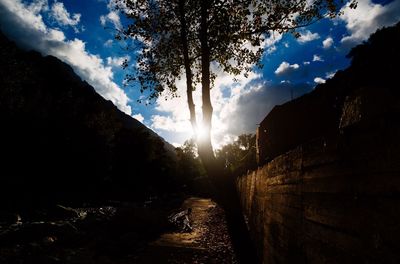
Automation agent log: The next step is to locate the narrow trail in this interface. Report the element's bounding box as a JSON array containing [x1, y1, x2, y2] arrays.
[[133, 197, 238, 264]]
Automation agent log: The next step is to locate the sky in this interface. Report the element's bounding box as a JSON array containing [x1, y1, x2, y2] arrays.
[[0, 0, 399, 148]]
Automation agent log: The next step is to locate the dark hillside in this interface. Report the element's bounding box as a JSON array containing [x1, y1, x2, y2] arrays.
[[0, 31, 177, 208]]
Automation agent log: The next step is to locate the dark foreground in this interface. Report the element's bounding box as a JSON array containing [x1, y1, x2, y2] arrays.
[[0, 197, 237, 264], [135, 197, 237, 263]]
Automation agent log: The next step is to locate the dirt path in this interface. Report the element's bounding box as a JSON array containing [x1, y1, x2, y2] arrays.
[[132, 197, 238, 264]]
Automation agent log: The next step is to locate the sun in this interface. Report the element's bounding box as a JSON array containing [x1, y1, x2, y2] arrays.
[[195, 123, 208, 141]]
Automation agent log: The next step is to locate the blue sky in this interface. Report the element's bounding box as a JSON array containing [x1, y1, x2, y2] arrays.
[[0, 0, 399, 148]]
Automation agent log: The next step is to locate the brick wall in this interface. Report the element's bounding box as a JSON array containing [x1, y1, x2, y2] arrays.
[[237, 88, 400, 263]]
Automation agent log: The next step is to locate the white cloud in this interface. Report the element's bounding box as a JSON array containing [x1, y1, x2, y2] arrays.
[[48, 28, 65, 41], [104, 39, 113, 47], [314, 77, 326, 84], [297, 30, 320, 43], [100, 15, 106, 26], [303, 61, 310, 65], [148, 59, 314, 148], [218, 82, 313, 145], [326, 70, 336, 79], [27, 0, 48, 14], [171, 142, 182, 148], [107, 11, 121, 28], [0, 0, 132, 115], [151, 115, 190, 133], [132, 113, 144, 123], [322, 37, 333, 49], [275, 61, 300, 75], [50, 1, 82, 33], [150, 64, 263, 149], [263, 31, 282, 54], [267, 45, 277, 54], [339, 0, 400, 47], [313, 54, 324, 62], [100, 10, 121, 29], [106, 55, 130, 68]]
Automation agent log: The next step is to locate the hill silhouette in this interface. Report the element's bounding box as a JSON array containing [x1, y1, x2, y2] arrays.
[[0, 31, 178, 209]]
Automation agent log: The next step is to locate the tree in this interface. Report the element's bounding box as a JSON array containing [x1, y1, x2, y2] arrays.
[[175, 139, 205, 181], [175, 139, 209, 195], [115, 0, 356, 176], [216, 133, 257, 177], [114, 0, 356, 260]]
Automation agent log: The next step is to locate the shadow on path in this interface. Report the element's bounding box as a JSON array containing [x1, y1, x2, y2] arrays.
[[133, 197, 238, 263]]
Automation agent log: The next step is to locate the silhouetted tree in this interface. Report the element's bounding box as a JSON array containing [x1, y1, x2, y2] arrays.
[[175, 139, 208, 193], [115, 0, 356, 180], [114, 1, 357, 260], [216, 134, 257, 177]]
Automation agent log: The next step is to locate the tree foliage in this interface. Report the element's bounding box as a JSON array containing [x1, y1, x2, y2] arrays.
[[216, 134, 257, 177], [175, 139, 210, 195], [116, 0, 355, 101], [115, 0, 357, 176]]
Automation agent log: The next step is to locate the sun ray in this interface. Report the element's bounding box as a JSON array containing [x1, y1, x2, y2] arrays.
[[194, 123, 207, 141]]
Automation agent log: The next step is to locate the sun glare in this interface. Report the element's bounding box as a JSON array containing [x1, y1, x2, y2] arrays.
[[195, 123, 208, 141]]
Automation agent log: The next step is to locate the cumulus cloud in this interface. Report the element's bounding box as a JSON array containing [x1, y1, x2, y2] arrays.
[[0, 0, 132, 115], [150, 64, 265, 148], [100, 10, 121, 29], [313, 54, 324, 62], [340, 0, 400, 47], [297, 30, 320, 43], [322, 37, 333, 49], [27, 0, 48, 14], [149, 57, 314, 149], [220, 82, 313, 137], [104, 39, 113, 47], [267, 45, 277, 54], [132, 113, 144, 123], [326, 70, 336, 79], [100, 15, 106, 26], [106, 55, 130, 68], [263, 31, 282, 54], [314, 77, 326, 84], [50, 1, 81, 28], [275, 61, 300, 75], [151, 115, 190, 133]]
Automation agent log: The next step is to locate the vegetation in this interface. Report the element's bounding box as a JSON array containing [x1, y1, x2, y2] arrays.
[[114, 2, 357, 260], [115, 0, 356, 178], [176, 139, 206, 180], [175, 139, 211, 196], [216, 134, 257, 177]]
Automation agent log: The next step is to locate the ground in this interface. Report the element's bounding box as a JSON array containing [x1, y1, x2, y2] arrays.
[[0, 197, 238, 264], [134, 197, 238, 264]]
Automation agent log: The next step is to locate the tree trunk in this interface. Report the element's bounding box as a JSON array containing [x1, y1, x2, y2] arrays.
[[178, 0, 197, 131], [198, 0, 213, 159], [197, 1, 259, 263]]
